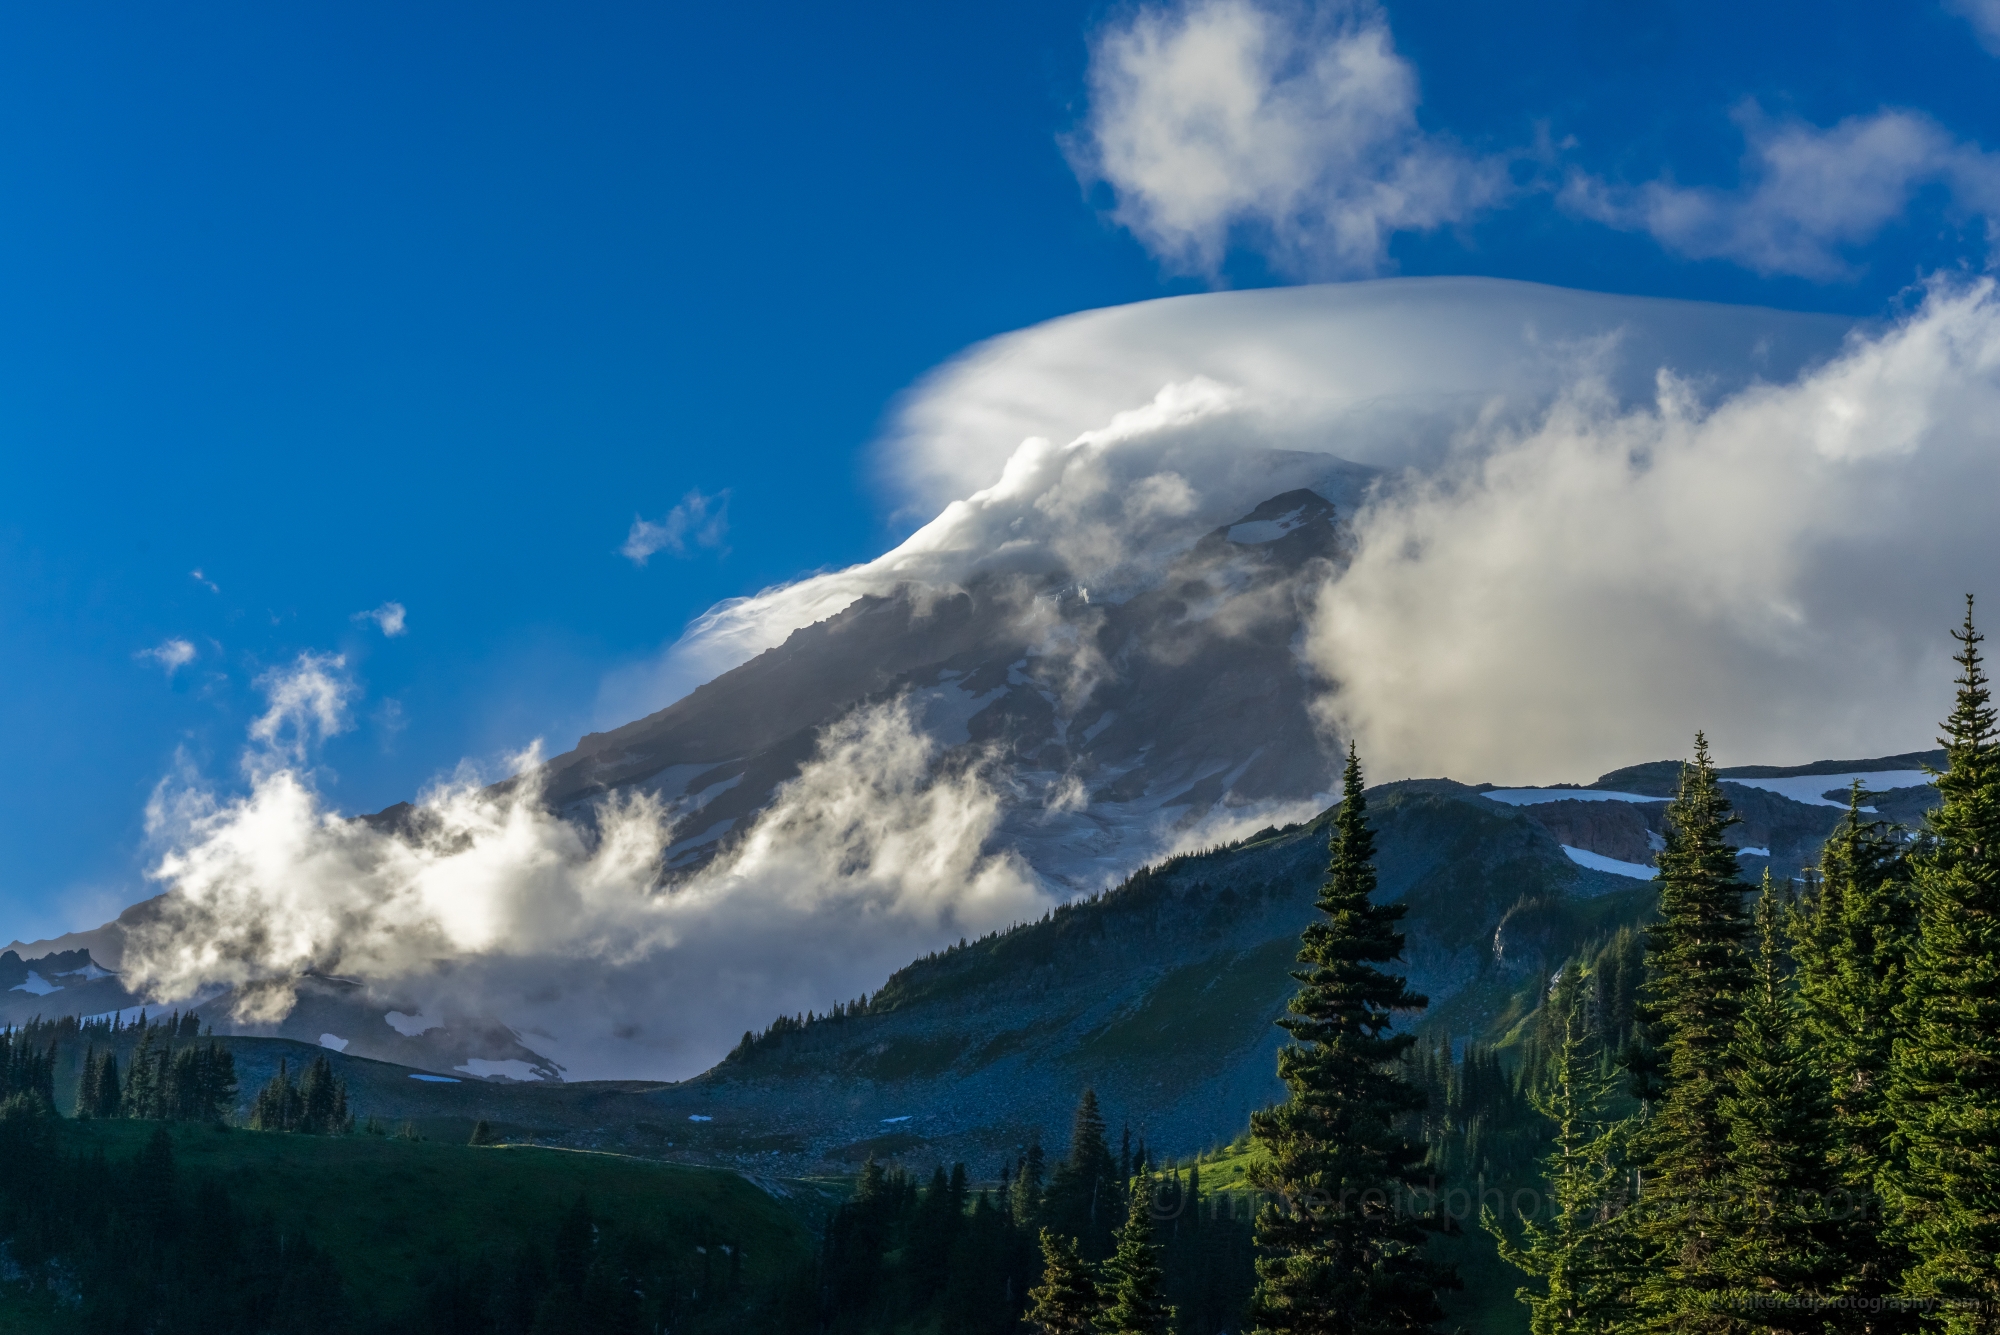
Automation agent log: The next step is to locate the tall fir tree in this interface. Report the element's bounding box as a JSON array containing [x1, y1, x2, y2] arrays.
[[1248, 743, 1456, 1335], [1487, 965, 1633, 1335], [1026, 1229, 1102, 1335], [1716, 875, 1843, 1330], [1047, 1089, 1123, 1259], [1099, 1182, 1177, 1335], [1015, 1136, 1049, 1228], [1789, 789, 1915, 1318], [1627, 732, 1754, 1334], [1886, 598, 2000, 1330]]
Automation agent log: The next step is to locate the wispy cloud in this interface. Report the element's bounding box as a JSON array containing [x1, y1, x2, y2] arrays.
[[1562, 104, 2000, 279], [1947, 0, 2000, 56], [136, 638, 197, 677], [621, 490, 730, 566], [190, 569, 220, 594], [246, 652, 354, 767], [353, 601, 408, 637], [1069, 0, 1508, 279]]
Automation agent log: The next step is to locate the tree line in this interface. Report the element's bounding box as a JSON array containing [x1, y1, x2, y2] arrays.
[[1223, 598, 2000, 1335], [798, 1089, 1259, 1334], [74, 1011, 239, 1124]]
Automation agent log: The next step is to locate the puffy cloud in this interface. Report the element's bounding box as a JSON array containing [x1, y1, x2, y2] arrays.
[[1307, 276, 2000, 782], [1069, 0, 1507, 279], [622, 490, 730, 566], [246, 653, 354, 767], [1947, 0, 2000, 56], [136, 638, 197, 676], [1562, 105, 2000, 279], [127, 691, 1047, 1079], [353, 602, 408, 637]]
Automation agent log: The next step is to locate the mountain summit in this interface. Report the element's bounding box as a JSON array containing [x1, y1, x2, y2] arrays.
[[523, 474, 1370, 891]]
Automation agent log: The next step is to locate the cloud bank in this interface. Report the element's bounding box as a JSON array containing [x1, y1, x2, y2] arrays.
[[127, 666, 1048, 1079], [1309, 276, 2000, 780], [1071, 0, 1505, 278]]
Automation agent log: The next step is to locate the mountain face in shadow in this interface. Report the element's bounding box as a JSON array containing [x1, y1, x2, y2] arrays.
[[514, 481, 1368, 892]]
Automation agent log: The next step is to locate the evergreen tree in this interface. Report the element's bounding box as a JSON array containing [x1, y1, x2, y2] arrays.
[[74, 1042, 98, 1120], [1487, 967, 1632, 1335], [1791, 782, 1915, 1243], [1716, 876, 1842, 1329], [93, 1047, 121, 1120], [1886, 598, 2000, 1329], [1047, 1089, 1123, 1259], [251, 1058, 305, 1132], [1014, 1137, 1048, 1227], [1625, 732, 1754, 1334], [123, 1024, 163, 1120], [1026, 1229, 1102, 1335], [1098, 1182, 1177, 1335], [909, 1163, 968, 1301], [1247, 743, 1456, 1335]]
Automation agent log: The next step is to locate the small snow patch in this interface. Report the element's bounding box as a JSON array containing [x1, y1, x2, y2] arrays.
[[880, 1115, 911, 1124], [9, 971, 56, 996], [455, 1059, 544, 1082], [1226, 508, 1309, 544], [319, 1034, 350, 1052], [408, 1073, 461, 1083], [1560, 846, 1655, 880], [1735, 846, 1772, 858], [688, 1114, 712, 1123], [385, 1011, 442, 1037], [56, 962, 114, 981]]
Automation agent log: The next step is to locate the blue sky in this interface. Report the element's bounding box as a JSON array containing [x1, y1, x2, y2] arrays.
[[5, 0, 2000, 938]]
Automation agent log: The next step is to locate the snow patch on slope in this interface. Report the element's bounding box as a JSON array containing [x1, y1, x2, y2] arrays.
[[1560, 846, 1655, 879]]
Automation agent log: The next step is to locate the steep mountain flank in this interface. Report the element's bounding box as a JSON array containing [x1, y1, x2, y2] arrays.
[[601, 781, 1648, 1175]]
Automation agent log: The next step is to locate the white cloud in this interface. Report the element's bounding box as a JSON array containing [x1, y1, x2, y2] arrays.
[[599, 278, 1848, 722], [352, 601, 407, 637], [622, 490, 730, 566], [607, 274, 2000, 788], [126, 693, 1048, 1080], [1307, 275, 2000, 782], [1562, 104, 2000, 279], [136, 638, 197, 676], [247, 653, 355, 767], [1947, 0, 2000, 56], [1070, 0, 1508, 279], [190, 569, 219, 594]]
